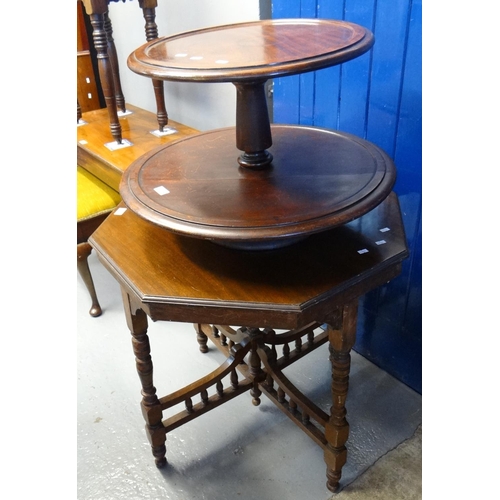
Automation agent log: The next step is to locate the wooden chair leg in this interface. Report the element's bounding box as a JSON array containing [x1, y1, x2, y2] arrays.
[[104, 12, 127, 113], [140, 1, 168, 131], [77, 242, 102, 317], [87, 10, 123, 144]]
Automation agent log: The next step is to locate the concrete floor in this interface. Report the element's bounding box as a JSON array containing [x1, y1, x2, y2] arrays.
[[77, 250, 422, 500]]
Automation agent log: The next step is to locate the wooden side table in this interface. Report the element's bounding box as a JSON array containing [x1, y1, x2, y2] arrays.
[[89, 192, 408, 492]]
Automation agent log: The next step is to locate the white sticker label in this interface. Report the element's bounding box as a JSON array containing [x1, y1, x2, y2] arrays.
[[375, 240, 387, 245], [114, 207, 127, 216], [150, 127, 178, 137], [154, 186, 170, 196], [105, 139, 133, 151], [357, 249, 369, 254], [379, 227, 390, 232]]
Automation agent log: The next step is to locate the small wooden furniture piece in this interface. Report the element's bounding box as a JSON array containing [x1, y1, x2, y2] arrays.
[[89, 193, 408, 491]]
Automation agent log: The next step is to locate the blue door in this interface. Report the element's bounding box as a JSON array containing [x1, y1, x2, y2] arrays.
[[271, 0, 422, 393]]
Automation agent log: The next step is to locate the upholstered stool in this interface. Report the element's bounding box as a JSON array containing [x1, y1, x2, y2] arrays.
[[77, 165, 121, 316]]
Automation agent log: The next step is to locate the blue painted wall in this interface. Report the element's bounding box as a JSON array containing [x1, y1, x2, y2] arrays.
[[271, 0, 422, 393]]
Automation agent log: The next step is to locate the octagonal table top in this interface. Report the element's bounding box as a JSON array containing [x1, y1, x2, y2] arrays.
[[90, 192, 408, 328]]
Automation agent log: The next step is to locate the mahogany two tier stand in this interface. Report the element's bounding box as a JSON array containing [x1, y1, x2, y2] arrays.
[[90, 19, 408, 492]]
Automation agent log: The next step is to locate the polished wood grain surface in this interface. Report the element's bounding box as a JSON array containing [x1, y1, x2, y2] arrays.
[[120, 125, 396, 246], [90, 192, 407, 328], [128, 19, 374, 82], [77, 104, 199, 191]]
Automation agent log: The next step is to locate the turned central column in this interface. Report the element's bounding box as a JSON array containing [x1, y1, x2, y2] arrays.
[[234, 80, 273, 169]]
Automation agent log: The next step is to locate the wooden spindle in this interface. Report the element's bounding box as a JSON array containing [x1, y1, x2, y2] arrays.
[[302, 411, 310, 425], [200, 389, 209, 406], [271, 344, 278, 362], [307, 330, 314, 345], [277, 387, 286, 404], [216, 380, 224, 397], [283, 343, 290, 360], [185, 397, 193, 413], [295, 337, 302, 353], [230, 369, 239, 389], [249, 344, 262, 406], [195, 324, 209, 353]]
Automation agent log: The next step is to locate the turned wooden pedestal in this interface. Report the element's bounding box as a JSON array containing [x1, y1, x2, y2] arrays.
[[89, 193, 408, 492]]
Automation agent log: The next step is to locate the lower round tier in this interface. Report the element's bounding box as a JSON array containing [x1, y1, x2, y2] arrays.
[[120, 125, 396, 250]]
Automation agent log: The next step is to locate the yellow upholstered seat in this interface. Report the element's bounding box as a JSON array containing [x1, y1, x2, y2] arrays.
[[77, 165, 121, 316], [77, 166, 121, 221]]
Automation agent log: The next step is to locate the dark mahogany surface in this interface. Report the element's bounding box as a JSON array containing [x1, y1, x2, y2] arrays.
[[127, 18, 374, 82], [120, 125, 396, 247]]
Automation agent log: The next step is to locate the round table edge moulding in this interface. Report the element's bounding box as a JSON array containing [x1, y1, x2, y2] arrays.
[[126, 18, 375, 83]]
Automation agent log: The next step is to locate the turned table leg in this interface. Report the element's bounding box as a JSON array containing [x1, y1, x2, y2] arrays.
[[324, 302, 358, 493], [122, 290, 167, 467]]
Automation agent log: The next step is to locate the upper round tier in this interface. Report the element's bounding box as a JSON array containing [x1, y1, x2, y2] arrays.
[[127, 18, 374, 82]]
